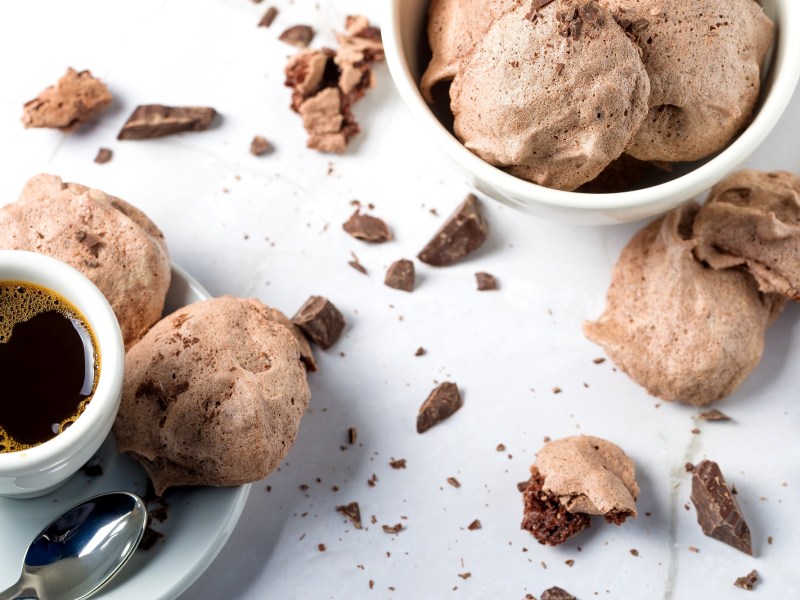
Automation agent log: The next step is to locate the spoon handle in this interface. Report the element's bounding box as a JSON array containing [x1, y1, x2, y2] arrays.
[[0, 581, 38, 600]]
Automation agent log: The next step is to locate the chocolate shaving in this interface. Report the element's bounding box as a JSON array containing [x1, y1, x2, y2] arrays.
[[250, 135, 273, 156], [541, 587, 576, 600], [292, 296, 345, 350], [416, 382, 463, 433], [467, 519, 482, 531], [691, 460, 752, 555], [385, 259, 415, 292], [521, 468, 591, 546], [343, 210, 393, 243], [279, 25, 315, 48], [447, 477, 461, 488], [475, 272, 498, 291], [734, 569, 759, 591], [336, 502, 363, 529], [698, 409, 731, 422], [118, 105, 217, 140], [94, 148, 112, 164], [348, 427, 357, 444], [348, 252, 368, 275], [382, 523, 403, 534], [389, 458, 407, 469], [258, 6, 278, 28], [418, 194, 488, 267]]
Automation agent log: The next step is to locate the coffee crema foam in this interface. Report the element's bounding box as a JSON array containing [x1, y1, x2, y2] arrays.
[[0, 282, 99, 453]]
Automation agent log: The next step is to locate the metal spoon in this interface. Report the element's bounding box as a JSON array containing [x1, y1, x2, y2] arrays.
[[0, 492, 147, 600]]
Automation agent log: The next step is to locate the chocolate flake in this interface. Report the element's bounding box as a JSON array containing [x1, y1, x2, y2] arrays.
[[521, 468, 591, 546], [343, 210, 393, 243], [348, 427, 358, 444], [418, 195, 488, 267], [336, 502, 363, 529], [416, 382, 463, 433], [593, 357, 606, 364], [415, 347, 425, 357], [94, 147, 112, 164], [475, 272, 498, 291], [250, 135, 273, 156], [458, 573, 471, 580], [292, 296, 345, 350], [385, 259, 415, 292], [447, 477, 461, 488], [118, 105, 217, 140], [258, 6, 278, 28], [630, 548, 639, 557], [691, 460, 752, 555], [541, 587, 576, 600], [318, 543, 326, 552], [564, 559, 575, 567], [279, 25, 315, 48], [389, 458, 407, 469], [382, 523, 403, 534], [467, 519, 482, 531], [734, 569, 759, 591], [698, 409, 731, 422], [348, 252, 368, 275]]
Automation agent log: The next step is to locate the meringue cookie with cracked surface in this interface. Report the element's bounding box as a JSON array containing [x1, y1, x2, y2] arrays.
[[584, 203, 783, 406], [451, 0, 650, 191], [603, 0, 773, 162]]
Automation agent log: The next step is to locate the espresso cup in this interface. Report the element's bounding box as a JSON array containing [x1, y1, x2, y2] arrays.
[[0, 250, 124, 498]]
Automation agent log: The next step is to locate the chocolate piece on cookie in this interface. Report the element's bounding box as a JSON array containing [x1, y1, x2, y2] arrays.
[[0, 174, 170, 349], [22, 68, 112, 131], [114, 296, 311, 495]]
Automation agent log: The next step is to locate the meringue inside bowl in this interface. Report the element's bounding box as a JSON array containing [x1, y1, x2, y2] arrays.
[[384, 0, 800, 225]]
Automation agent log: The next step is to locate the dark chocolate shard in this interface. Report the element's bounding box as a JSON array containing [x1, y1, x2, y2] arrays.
[[118, 105, 217, 140], [734, 569, 759, 591], [382, 523, 403, 534], [348, 252, 368, 275], [250, 135, 273, 156], [418, 194, 488, 267], [475, 272, 498, 291], [336, 501, 362, 529], [521, 467, 591, 546], [343, 210, 393, 243], [94, 147, 113, 164], [467, 519, 482, 531], [258, 6, 278, 28], [416, 382, 463, 433], [698, 409, 731, 422], [279, 25, 315, 48], [385, 259, 415, 292], [690, 460, 752, 555], [292, 296, 345, 350], [541, 587, 576, 600]]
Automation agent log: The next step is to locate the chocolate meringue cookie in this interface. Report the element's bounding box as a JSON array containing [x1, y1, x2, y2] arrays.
[[604, 0, 773, 162], [420, 0, 511, 102], [693, 170, 800, 301], [585, 203, 783, 406], [451, 0, 650, 191], [115, 296, 311, 495], [0, 174, 170, 348]]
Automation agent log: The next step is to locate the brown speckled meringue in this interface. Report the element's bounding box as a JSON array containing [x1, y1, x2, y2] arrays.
[[115, 296, 311, 495], [584, 203, 784, 406], [604, 0, 773, 162], [420, 0, 512, 102], [693, 170, 800, 301], [0, 174, 170, 349], [451, 0, 650, 191]]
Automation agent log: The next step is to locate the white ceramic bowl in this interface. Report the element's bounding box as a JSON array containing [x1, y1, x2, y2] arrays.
[[0, 251, 124, 498], [384, 0, 800, 225]]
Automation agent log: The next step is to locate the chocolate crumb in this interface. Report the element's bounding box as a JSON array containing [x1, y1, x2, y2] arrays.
[[80, 458, 103, 477], [415, 347, 425, 357], [630, 549, 639, 557], [94, 147, 112, 164], [118, 105, 217, 140], [292, 296, 345, 350], [457, 572, 471, 580], [348, 253, 368, 275], [382, 523, 403, 534], [768, 536, 773, 545], [734, 569, 759, 591], [250, 135, 273, 156], [688, 545, 699, 553], [418, 194, 488, 267], [552, 387, 562, 394], [318, 543, 326, 552], [475, 272, 498, 291], [467, 519, 482, 531], [343, 210, 393, 243], [565, 559, 575, 567], [348, 427, 358, 445], [367, 473, 378, 487], [279, 25, 315, 48], [389, 458, 407, 469], [691, 428, 701, 434], [385, 259, 415, 292], [685, 462, 695, 473], [336, 502, 363, 529], [496, 444, 506, 452], [691, 460, 752, 555], [540, 587, 576, 600], [517, 478, 533, 493], [593, 357, 606, 364], [416, 382, 463, 433], [447, 477, 461, 488], [698, 409, 731, 422], [258, 6, 278, 27]]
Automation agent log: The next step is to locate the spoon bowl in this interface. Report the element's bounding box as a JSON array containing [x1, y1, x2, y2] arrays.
[[0, 492, 147, 600]]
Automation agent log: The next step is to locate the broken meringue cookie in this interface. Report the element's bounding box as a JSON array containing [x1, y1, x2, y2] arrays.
[[585, 203, 784, 406], [521, 435, 639, 546], [693, 170, 800, 302]]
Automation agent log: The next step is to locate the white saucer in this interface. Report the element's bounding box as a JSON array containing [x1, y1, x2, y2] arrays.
[[0, 265, 251, 599]]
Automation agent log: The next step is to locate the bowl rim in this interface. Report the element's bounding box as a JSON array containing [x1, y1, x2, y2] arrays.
[[384, 0, 800, 213]]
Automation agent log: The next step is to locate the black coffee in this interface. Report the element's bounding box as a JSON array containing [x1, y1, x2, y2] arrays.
[[0, 282, 99, 452]]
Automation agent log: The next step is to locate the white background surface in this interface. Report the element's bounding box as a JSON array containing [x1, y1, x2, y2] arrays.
[[1, 1, 799, 598]]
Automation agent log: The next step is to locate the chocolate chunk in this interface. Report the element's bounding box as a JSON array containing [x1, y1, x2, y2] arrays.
[[521, 467, 591, 546], [385, 260, 415, 292], [336, 502, 362, 529], [414, 347, 425, 357], [250, 135, 273, 156], [447, 477, 461, 488], [734, 569, 759, 591], [418, 194, 488, 267], [541, 587, 576, 600], [389, 458, 407, 469], [292, 296, 345, 350], [22, 68, 112, 131], [279, 25, 315, 48], [690, 460, 752, 555], [467, 519, 482, 531], [94, 148, 113, 164], [698, 409, 731, 422], [343, 210, 393, 243], [475, 272, 498, 291], [382, 523, 403, 534], [258, 6, 278, 28], [416, 382, 463, 433], [118, 105, 217, 140]]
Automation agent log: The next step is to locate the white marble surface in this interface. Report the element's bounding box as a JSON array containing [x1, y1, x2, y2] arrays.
[[1, 1, 799, 598]]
